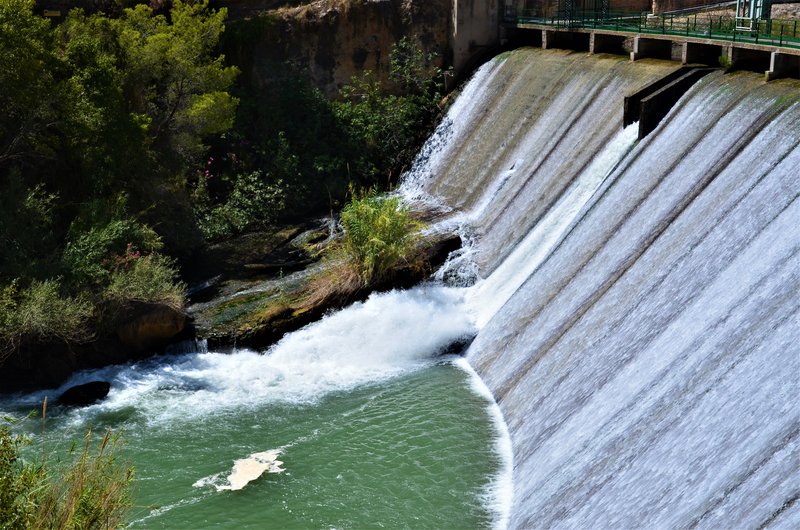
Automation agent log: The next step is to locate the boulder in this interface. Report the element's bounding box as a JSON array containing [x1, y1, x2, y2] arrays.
[[116, 303, 185, 351], [58, 381, 111, 406]]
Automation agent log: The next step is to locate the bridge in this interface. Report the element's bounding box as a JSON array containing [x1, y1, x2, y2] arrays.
[[497, 1, 800, 80]]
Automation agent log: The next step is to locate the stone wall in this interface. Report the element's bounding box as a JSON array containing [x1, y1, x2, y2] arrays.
[[225, 0, 453, 97]]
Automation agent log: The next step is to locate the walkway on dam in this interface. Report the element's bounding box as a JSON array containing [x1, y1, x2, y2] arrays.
[[502, 9, 800, 79], [506, 10, 800, 50]]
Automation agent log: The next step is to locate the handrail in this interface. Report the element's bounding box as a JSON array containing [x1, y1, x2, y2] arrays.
[[503, 9, 800, 50]]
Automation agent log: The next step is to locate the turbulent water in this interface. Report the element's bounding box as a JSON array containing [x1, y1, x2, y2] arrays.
[[3, 47, 798, 528], [2, 288, 509, 528], [405, 48, 800, 528]]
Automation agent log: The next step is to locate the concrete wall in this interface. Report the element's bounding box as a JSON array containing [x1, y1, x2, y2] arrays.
[[451, 0, 501, 71]]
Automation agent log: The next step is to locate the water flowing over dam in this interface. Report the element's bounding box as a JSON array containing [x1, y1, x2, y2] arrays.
[[404, 47, 800, 528], [2, 46, 797, 528]]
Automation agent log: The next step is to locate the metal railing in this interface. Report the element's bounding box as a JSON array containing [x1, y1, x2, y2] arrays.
[[503, 8, 800, 49]]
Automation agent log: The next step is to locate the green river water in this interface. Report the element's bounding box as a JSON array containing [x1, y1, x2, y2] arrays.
[[123, 362, 499, 528], [3, 286, 507, 529]]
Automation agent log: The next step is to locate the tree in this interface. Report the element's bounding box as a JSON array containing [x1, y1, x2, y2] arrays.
[[0, 0, 62, 168], [119, 0, 239, 171]]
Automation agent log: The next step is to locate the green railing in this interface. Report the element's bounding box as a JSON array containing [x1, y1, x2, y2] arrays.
[[504, 8, 800, 50]]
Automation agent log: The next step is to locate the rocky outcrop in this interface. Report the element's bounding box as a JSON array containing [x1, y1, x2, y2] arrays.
[[224, 0, 453, 97], [116, 303, 186, 352], [0, 302, 186, 394], [190, 230, 462, 350]]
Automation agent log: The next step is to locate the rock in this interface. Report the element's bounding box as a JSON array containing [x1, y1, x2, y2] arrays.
[[116, 303, 186, 351], [438, 335, 476, 356], [58, 381, 111, 406]]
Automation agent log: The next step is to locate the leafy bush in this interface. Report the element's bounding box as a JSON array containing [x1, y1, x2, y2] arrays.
[[196, 170, 287, 241], [63, 218, 163, 288], [0, 280, 94, 358], [0, 419, 133, 530], [334, 191, 423, 286], [105, 253, 186, 310], [333, 70, 440, 185]]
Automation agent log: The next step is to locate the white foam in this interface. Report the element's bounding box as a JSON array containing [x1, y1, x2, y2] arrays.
[[215, 449, 285, 491], [453, 357, 514, 530], [9, 286, 476, 428]]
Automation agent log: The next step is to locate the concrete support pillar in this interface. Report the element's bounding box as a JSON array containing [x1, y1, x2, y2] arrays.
[[542, 30, 556, 49], [681, 42, 723, 66], [765, 52, 800, 81], [630, 36, 672, 61], [721, 45, 734, 67]]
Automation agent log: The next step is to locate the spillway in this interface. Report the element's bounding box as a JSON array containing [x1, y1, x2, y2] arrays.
[[404, 47, 800, 528]]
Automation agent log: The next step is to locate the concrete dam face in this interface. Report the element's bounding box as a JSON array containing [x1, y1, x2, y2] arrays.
[[402, 47, 800, 528]]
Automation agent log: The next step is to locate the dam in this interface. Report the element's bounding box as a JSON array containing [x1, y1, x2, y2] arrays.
[[1, 13, 797, 528], [404, 47, 799, 528]]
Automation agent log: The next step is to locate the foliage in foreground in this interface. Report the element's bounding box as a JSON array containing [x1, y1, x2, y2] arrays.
[[0, 417, 133, 530]]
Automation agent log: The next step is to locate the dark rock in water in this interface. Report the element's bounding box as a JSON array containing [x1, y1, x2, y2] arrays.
[[438, 335, 476, 356], [58, 381, 111, 406]]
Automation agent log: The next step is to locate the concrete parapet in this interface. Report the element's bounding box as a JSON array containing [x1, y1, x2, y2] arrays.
[[630, 36, 673, 61], [682, 42, 724, 66], [508, 24, 800, 79], [766, 52, 800, 81]]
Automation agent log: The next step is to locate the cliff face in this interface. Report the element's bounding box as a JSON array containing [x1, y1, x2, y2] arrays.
[[226, 0, 453, 97]]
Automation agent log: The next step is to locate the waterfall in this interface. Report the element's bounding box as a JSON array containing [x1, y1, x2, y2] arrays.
[[405, 47, 800, 528], [3, 46, 797, 529]]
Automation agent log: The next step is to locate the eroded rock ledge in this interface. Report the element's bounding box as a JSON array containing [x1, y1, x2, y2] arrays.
[[0, 301, 186, 393]]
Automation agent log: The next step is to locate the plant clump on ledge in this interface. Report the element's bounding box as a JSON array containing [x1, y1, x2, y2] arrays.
[[330, 189, 424, 286], [191, 192, 461, 350]]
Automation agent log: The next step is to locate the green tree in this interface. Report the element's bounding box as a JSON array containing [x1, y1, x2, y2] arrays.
[[120, 0, 239, 171], [0, 0, 61, 168]]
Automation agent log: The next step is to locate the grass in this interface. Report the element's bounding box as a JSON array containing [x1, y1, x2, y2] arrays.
[[0, 280, 94, 361], [332, 190, 423, 286], [0, 404, 133, 530]]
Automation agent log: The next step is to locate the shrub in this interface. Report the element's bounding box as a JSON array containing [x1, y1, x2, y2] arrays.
[[63, 218, 163, 288], [196, 170, 286, 241], [104, 253, 186, 310], [0, 417, 133, 530], [334, 191, 423, 286], [0, 279, 95, 359]]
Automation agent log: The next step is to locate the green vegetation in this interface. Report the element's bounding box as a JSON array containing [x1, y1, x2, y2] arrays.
[[0, 280, 94, 360], [0, 0, 235, 353], [0, 1, 444, 357], [334, 191, 423, 286], [0, 417, 133, 529]]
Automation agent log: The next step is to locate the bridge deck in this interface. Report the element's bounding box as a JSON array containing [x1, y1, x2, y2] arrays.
[[505, 11, 800, 53]]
